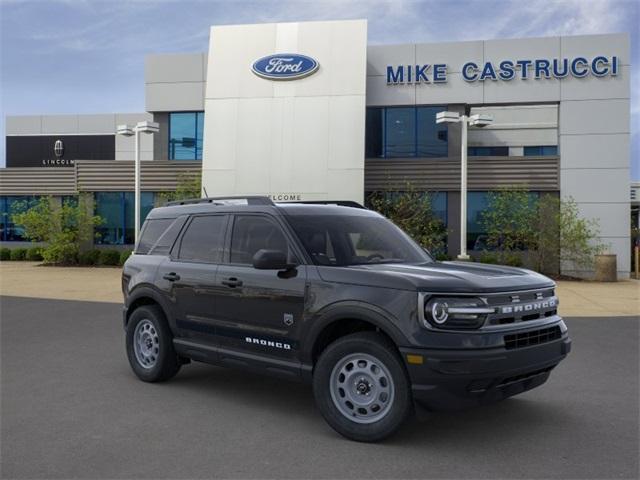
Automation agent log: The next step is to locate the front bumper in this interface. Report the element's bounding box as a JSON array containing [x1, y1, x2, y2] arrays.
[[400, 332, 571, 411]]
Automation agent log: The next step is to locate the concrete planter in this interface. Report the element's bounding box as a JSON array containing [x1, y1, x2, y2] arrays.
[[594, 254, 617, 282]]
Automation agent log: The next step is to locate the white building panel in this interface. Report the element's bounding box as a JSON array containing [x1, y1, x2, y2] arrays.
[[561, 65, 630, 101], [560, 134, 629, 169], [560, 168, 630, 204], [202, 19, 367, 203], [560, 99, 629, 135]]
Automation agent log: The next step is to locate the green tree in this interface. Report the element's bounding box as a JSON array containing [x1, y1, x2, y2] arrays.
[[11, 195, 103, 265], [550, 196, 604, 272], [366, 186, 448, 255], [480, 188, 605, 275], [157, 173, 202, 205], [480, 187, 536, 262]]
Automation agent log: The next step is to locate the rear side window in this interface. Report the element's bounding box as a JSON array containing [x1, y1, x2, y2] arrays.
[[149, 216, 188, 255], [178, 215, 227, 263], [137, 219, 174, 254]]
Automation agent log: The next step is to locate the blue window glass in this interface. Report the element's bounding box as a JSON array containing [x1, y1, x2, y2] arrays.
[[523, 146, 558, 156], [365, 106, 448, 159], [385, 107, 415, 157], [0, 196, 39, 242], [468, 146, 509, 156], [417, 107, 448, 157], [169, 112, 204, 160], [95, 192, 155, 245]]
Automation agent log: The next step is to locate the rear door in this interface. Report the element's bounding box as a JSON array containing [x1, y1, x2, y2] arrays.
[[159, 214, 229, 343], [213, 214, 307, 360]]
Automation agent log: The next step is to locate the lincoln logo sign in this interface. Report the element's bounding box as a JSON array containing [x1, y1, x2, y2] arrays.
[[54, 139, 64, 158], [252, 54, 319, 80]]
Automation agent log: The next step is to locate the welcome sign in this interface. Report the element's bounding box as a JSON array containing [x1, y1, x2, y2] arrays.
[[386, 55, 620, 84]]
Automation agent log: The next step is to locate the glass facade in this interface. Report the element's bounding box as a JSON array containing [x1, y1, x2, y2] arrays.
[[0, 196, 39, 241], [365, 106, 448, 158], [94, 192, 155, 245], [467, 191, 540, 251], [524, 146, 558, 156], [468, 146, 509, 156], [169, 112, 204, 160]]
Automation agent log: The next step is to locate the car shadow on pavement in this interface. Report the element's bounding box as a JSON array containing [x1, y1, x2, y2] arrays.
[[150, 360, 573, 446]]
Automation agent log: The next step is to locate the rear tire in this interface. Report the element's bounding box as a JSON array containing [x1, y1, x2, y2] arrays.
[[126, 305, 180, 382], [313, 332, 412, 442]]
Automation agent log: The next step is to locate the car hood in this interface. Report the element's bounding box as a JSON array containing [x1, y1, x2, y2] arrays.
[[316, 261, 554, 293]]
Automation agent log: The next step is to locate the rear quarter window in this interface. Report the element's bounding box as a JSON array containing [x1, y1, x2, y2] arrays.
[[137, 216, 187, 255]]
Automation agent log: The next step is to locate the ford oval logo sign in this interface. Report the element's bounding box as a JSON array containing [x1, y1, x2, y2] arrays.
[[252, 54, 319, 80]]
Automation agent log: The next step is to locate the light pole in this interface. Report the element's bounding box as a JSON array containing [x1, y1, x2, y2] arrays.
[[116, 121, 159, 245], [436, 111, 493, 260]]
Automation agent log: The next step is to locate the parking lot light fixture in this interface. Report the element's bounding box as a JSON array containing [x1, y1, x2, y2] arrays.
[[116, 121, 159, 245], [436, 111, 493, 260]]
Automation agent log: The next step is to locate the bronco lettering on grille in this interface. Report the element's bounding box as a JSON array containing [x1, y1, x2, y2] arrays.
[[500, 298, 557, 315]]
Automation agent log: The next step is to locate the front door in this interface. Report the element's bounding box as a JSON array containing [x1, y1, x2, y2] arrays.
[[214, 214, 307, 360]]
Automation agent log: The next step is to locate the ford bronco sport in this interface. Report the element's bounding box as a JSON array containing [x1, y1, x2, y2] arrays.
[[122, 196, 571, 442]]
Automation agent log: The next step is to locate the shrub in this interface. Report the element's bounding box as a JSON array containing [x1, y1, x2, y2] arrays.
[[434, 253, 450, 261], [26, 247, 43, 261], [10, 248, 27, 261], [98, 249, 121, 266], [11, 195, 103, 265], [119, 250, 133, 266], [79, 249, 101, 266], [503, 252, 523, 267], [0, 248, 11, 261], [479, 252, 499, 264]]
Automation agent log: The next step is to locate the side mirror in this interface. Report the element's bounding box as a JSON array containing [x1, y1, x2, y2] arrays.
[[252, 249, 294, 270]]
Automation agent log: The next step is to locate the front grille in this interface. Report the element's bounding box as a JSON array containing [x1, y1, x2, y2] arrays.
[[486, 288, 558, 326], [504, 326, 561, 350]]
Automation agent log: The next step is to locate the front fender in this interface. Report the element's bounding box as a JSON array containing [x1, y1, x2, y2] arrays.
[[299, 301, 410, 365]]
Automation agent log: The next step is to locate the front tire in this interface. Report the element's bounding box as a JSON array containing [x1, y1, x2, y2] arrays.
[[313, 332, 412, 442], [126, 305, 180, 382]]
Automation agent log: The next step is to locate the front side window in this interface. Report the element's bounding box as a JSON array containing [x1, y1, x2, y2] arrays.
[[169, 112, 204, 160], [287, 214, 432, 267], [178, 215, 226, 263], [229, 216, 291, 265]]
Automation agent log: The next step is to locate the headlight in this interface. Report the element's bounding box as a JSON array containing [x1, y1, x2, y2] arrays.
[[422, 297, 494, 329]]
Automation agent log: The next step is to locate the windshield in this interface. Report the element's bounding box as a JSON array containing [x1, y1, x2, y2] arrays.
[[286, 214, 433, 266]]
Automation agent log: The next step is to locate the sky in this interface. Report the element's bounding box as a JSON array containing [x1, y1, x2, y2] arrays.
[[1, 0, 638, 178]]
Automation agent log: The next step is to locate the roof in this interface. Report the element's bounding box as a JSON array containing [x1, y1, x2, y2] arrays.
[[146, 197, 376, 220]]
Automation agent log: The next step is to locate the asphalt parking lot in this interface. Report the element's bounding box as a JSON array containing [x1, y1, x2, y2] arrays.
[[1, 296, 638, 479]]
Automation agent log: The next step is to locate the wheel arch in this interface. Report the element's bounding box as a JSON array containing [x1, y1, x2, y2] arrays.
[[124, 286, 172, 330], [302, 302, 409, 367]]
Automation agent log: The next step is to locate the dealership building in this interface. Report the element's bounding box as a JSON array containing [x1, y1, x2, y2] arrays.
[[0, 20, 632, 278]]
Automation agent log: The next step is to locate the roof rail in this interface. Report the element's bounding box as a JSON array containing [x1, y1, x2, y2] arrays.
[[278, 200, 367, 209], [166, 196, 274, 207]]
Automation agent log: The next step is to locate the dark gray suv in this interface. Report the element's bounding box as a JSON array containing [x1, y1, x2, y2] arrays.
[[122, 196, 571, 442]]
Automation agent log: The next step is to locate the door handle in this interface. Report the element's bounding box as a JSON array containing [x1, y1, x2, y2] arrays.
[[163, 272, 180, 282], [221, 277, 243, 288]]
